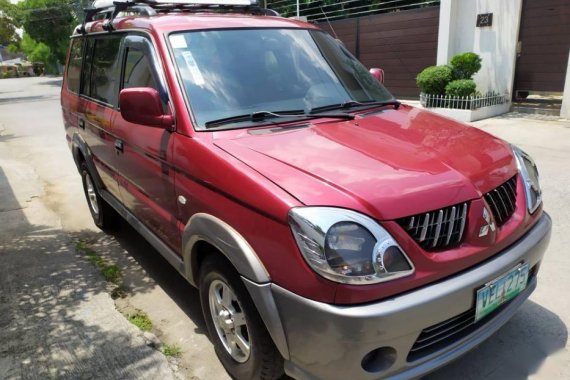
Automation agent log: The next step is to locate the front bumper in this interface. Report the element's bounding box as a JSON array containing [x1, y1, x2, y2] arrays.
[[247, 213, 551, 380]]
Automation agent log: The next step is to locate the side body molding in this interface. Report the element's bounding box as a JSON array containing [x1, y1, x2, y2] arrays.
[[182, 213, 270, 286]]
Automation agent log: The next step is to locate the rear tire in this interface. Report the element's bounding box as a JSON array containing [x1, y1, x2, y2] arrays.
[[199, 255, 284, 380], [80, 162, 118, 230]]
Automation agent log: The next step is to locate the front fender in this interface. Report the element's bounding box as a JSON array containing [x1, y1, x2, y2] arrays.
[[182, 213, 270, 286]]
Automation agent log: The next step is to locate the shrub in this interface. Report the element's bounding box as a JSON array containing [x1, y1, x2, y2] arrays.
[[445, 79, 477, 97], [416, 65, 453, 95], [450, 52, 482, 80]]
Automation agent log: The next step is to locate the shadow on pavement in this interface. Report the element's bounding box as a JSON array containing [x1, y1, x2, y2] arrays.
[[74, 219, 207, 333], [38, 77, 63, 87], [0, 166, 173, 379], [0, 95, 59, 105]]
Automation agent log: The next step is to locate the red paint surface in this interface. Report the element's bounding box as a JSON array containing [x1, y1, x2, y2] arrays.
[[61, 15, 542, 305]]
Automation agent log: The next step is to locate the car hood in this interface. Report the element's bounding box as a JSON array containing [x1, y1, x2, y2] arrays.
[[214, 106, 517, 220]]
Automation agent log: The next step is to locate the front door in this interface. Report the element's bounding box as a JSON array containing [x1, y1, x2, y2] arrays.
[[112, 35, 180, 251]]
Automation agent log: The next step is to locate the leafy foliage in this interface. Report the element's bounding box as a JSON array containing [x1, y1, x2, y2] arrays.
[[416, 52, 482, 96], [0, 0, 20, 46], [0, 15, 19, 46], [445, 79, 477, 97], [20, 33, 52, 63], [415, 65, 453, 95], [17, 0, 76, 63], [450, 52, 482, 80]]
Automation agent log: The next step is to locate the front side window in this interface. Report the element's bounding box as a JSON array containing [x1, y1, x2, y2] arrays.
[[169, 28, 394, 130], [67, 38, 83, 93], [122, 48, 158, 90]]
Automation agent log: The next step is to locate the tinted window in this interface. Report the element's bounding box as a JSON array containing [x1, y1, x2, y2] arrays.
[[81, 38, 95, 97], [123, 48, 158, 90], [90, 36, 122, 105], [67, 38, 83, 93], [169, 29, 394, 129]]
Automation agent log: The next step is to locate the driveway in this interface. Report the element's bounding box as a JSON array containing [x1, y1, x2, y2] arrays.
[[0, 76, 568, 379]]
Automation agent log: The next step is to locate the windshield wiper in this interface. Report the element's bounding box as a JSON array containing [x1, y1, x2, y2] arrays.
[[309, 99, 401, 114], [204, 110, 354, 129]]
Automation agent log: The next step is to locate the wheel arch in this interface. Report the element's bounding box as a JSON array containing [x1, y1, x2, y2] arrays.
[[71, 133, 104, 191], [182, 213, 270, 287], [182, 213, 290, 360]]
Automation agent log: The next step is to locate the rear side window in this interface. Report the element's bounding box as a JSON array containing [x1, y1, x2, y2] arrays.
[[89, 36, 122, 106], [67, 39, 83, 93], [123, 48, 158, 90], [81, 38, 95, 98]]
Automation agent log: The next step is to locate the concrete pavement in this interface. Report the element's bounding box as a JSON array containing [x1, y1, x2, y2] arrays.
[[0, 77, 178, 380], [0, 76, 568, 380]]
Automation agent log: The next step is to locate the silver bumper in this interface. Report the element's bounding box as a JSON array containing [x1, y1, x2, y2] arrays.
[[247, 213, 551, 380]]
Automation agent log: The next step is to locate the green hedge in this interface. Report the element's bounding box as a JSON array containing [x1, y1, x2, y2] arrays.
[[416, 65, 453, 96], [445, 79, 477, 97], [416, 52, 482, 96], [450, 53, 482, 80]]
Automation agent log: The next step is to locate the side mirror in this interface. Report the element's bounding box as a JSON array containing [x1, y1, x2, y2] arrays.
[[369, 68, 385, 84], [119, 88, 173, 129]]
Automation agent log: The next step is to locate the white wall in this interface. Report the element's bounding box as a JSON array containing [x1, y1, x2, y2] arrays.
[[437, 0, 523, 95], [562, 51, 570, 119]]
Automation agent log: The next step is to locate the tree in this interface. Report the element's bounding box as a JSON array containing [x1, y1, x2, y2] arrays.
[[0, 0, 20, 47], [0, 15, 19, 46], [17, 0, 76, 64]]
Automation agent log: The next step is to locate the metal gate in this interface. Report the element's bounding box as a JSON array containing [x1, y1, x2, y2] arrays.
[[514, 0, 570, 96]]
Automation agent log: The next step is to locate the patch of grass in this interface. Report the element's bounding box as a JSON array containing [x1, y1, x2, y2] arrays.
[[76, 240, 122, 285], [162, 343, 182, 357], [128, 310, 153, 332], [86, 253, 104, 267], [76, 239, 96, 255], [101, 264, 121, 284]]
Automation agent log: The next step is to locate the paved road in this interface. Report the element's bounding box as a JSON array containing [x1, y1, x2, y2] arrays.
[[0, 76, 568, 380]]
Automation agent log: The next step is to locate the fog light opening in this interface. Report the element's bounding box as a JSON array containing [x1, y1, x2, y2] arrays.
[[361, 346, 397, 373]]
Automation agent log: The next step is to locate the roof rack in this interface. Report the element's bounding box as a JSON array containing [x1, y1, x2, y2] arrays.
[[78, 0, 279, 35]]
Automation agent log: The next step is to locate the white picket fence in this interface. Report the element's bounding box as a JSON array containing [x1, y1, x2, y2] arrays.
[[420, 92, 510, 110]]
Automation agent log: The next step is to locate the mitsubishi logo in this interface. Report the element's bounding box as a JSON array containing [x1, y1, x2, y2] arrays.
[[479, 207, 496, 237]]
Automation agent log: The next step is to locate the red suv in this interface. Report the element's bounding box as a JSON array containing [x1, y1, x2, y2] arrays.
[[61, 1, 551, 379]]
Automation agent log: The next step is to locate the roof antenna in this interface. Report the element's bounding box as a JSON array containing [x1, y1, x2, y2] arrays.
[[319, 5, 338, 39]]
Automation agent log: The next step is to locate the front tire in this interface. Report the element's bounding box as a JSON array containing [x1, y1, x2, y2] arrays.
[[80, 162, 118, 230], [199, 255, 283, 380]]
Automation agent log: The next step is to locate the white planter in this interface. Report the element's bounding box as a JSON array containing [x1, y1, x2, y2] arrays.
[[419, 93, 511, 122], [423, 102, 511, 122]]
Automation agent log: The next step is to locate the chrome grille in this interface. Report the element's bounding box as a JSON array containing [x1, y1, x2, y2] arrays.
[[397, 203, 469, 251], [484, 175, 517, 226]]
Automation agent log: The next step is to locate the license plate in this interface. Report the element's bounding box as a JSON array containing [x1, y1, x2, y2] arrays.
[[475, 263, 530, 322]]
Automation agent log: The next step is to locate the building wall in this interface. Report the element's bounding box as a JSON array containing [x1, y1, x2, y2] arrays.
[[437, 0, 523, 95]]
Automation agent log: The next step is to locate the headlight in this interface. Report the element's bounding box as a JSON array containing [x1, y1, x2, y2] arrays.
[[289, 207, 414, 285], [512, 145, 542, 213]]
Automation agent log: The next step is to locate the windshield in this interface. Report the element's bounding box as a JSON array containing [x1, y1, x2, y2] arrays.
[[169, 28, 395, 130]]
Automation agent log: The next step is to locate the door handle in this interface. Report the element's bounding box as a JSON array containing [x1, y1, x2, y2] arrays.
[[79, 119, 85, 130], [115, 139, 124, 153]]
